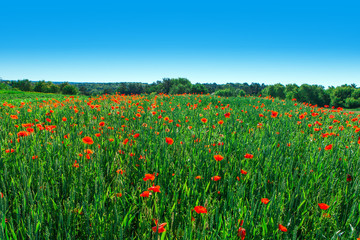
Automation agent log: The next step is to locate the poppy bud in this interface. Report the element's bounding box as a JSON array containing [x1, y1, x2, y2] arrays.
[[347, 174, 352, 182]]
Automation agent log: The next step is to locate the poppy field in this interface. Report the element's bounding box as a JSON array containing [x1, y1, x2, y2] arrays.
[[0, 93, 359, 239]]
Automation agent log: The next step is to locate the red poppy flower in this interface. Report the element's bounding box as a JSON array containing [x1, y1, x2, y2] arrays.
[[134, 133, 140, 138], [318, 203, 329, 210], [143, 174, 155, 181], [271, 111, 278, 118], [73, 160, 79, 168], [165, 137, 174, 145], [194, 206, 207, 214], [214, 154, 224, 161], [238, 227, 246, 240], [62, 117, 67, 121], [278, 224, 287, 232], [240, 169, 247, 175], [244, 153, 253, 159], [152, 220, 167, 233], [261, 198, 270, 204], [82, 136, 94, 145], [148, 185, 161, 193], [201, 118, 207, 123], [324, 144, 332, 150], [212, 176, 221, 181], [84, 149, 94, 154], [218, 120, 224, 125], [140, 191, 151, 197], [17, 131, 30, 137]]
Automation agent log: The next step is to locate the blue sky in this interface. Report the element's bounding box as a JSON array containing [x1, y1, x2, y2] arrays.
[[0, 0, 359, 86]]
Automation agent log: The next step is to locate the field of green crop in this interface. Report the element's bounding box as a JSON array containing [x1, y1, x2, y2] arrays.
[[0, 90, 72, 103], [0, 93, 359, 239]]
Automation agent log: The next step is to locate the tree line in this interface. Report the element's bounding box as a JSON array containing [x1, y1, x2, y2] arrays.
[[1, 78, 266, 96], [261, 83, 360, 108], [1, 79, 359, 108], [1, 79, 79, 95]]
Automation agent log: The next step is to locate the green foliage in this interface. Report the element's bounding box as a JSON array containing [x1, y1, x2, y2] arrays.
[[261, 83, 286, 99], [237, 89, 246, 97], [161, 78, 192, 94], [285, 83, 360, 108], [11, 80, 61, 94], [33, 80, 60, 93], [11, 79, 33, 91], [214, 88, 236, 97], [262, 83, 360, 108], [284, 84, 299, 100], [345, 97, 360, 108], [352, 89, 360, 99], [0, 91, 68, 102], [191, 84, 208, 94], [116, 83, 146, 95], [62, 84, 79, 95], [330, 86, 354, 107], [79, 86, 91, 96], [4, 79, 360, 109], [103, 87, 114, 95], [0, 90, 21, 94], [296, 84, 330, 106], [0, 82, 11, 90], [5, 78, 267, 97]]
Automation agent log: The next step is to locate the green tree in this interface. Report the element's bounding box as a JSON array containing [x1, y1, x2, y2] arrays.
[[62, 85, 79, 95], [12, 79, 33, 91], [103, 88, 114, 95], [237, 89, 246, 97], [261, 83, 285, 99], [49, 84, 60, 93], [296, 84, 329, 106], [285, 84, 299, 100], [191, 84, 208, 94], [330, 86, 354, 107], [33, 80, 47, 92], [79, 86, 90, 96], [0, 81, 10, 90]]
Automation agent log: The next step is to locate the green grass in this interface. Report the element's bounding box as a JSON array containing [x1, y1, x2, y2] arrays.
[[0, 90, 80, 103], [346, 108, 360, 113], [0, 94, 359, 239]]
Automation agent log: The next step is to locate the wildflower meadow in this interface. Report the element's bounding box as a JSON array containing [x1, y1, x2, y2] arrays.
[[0, 93, 359, 239]]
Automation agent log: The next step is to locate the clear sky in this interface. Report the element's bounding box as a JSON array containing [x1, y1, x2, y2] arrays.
[[0, 0, 359, 86]]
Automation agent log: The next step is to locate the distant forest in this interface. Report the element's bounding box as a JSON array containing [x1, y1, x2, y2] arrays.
[[1, 78, 360, 108]]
